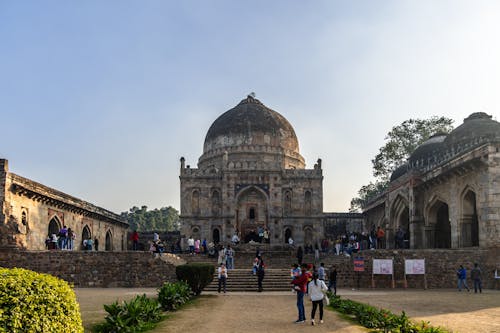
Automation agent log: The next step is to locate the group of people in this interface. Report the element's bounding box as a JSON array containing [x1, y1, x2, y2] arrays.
[[45, 226, 97, 251], [456, 263, 483, 293], [290, 262, 337, 325]]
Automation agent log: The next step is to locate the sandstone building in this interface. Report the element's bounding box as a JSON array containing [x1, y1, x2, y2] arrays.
[[364, 112, 500, 249], [180, 96, 363, 246], [0, 159, 128, 250]]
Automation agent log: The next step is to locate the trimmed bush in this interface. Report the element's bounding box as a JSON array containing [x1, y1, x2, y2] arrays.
[[94, 294, 162, 333], [157, 281, 191, 311], [176, 263, 214, 295], [0, 267, 83, 333]]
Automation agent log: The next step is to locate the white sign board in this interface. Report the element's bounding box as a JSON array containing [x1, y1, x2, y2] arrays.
[[373, 259, 393, 275], [405, 259, 425, 275]]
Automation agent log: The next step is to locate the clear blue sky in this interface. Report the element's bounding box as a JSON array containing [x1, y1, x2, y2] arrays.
[[1, 1, 499, 213]]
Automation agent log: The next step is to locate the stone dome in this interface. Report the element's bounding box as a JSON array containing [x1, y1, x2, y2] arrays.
[[390, 163, 408, 182], [199, 96, 305, 170], [408, 133, 447, 167], [444, 112, 500, 148]]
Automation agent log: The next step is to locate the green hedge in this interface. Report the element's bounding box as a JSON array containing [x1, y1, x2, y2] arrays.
[[176, 263, 214, 295], [0, 267, 83, 333], [329, 294, 451, 333]]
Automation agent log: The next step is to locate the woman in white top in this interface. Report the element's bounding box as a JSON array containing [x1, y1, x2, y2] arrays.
[[307, 272, 328, 325]]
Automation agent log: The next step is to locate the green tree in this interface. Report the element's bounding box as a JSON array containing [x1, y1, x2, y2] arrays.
[[350, 116, 454, 212], [121, 206, 180, 232]]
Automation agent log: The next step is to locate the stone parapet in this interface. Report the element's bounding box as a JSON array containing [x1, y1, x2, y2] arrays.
[[0, 250, 178, 287]]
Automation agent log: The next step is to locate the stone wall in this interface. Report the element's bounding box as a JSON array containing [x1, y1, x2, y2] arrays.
[[0, 250, 177, 287]]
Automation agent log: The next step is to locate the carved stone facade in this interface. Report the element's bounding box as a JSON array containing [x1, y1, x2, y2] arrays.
[[364, 113, 500, 249], [180, 96, 333, 245], [0, 159, 128, 250]]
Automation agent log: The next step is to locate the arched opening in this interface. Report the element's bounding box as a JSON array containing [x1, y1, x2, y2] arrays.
[[21, 210, 28, 226], [212, 228, 220, 244], [249, 207, 256, 220], [105, 230, 113, 251], [211, 190, 221, 216], [462, 190, 479, 247], [284, 228, 292, 244], [304, 191, 312, 216], [48, 216, 61, 237], [236, 186, 269, 242], [430, 201, 451, 248], [82, 225, 91, 250], [397, 208, 410, 249], [191, 226, 201, 242], [304, 227, 314, 247]]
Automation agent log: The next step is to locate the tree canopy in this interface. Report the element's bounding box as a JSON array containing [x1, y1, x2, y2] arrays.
[[121, 205, 180, 232], [350, 116, 454, 212]]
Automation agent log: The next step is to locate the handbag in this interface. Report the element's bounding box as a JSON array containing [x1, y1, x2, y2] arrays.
[[323, 295, 330, 306]]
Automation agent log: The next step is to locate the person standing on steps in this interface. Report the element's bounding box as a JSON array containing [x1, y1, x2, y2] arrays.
[[308, 272, 328, 326], [291, 264, 311, 324], [257, 260, 265, 292], [217, 263, 228, 293], [297, 246, 303, 266]]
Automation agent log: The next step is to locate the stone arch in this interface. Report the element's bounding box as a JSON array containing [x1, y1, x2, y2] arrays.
[[426, 197, 450, 248], [212, 227, 220, 244], [390, 194, 410, 248], [211, 189, 221, 216], [191, 189, 200, 215], [304, 226, 314, 247], [48, 216, 61, 237], [191, 225, 201, 242], [82, 225, 92, 249], [284, 227, 293, 244], [105, 230, 113, 251], [460, 186, 479, 247], [235, 186, 270, 242], [304, 190, 312, 216]]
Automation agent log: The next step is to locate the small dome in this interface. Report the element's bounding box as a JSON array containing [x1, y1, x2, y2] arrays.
[[444, 112, 500, 147], [390, 163, 408, 182], [408, 133, 447, 166]]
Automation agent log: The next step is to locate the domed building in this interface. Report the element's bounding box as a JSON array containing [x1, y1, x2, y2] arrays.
[[364, 112, 500, 249], [180, 95, 331, 246]]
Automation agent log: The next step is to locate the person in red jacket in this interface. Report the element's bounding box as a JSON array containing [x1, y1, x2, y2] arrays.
[[131, 230, 139, 251], [291, 264, 312, 323]]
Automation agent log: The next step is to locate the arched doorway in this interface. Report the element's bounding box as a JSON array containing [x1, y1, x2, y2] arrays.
[[462, 190, 479, 247], [212, 228, 220, 244], [284, 228, 292, 244], [398, 207, 410, 249], [48, 217, 61, 237], [236, 186, 269, 243], [429, 201, 450, 248], [304, 227, 314, 247], [82, 225, 91, 250], [105, 230, 113, 251]]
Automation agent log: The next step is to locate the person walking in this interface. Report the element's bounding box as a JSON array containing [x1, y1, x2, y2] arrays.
[[217, 263, 228, 293], [226, 245, 234, 269], [318, 263, 326, 282], [131, 230, 139, 251], [328, 265, 338, 296], [291, 264, 311, 324], [456, 265, 470, 292], [308, 272, 328, 325], [471, 263, 482, 293]]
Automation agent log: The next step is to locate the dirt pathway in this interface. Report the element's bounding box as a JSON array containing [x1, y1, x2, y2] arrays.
[[153, 292, 366, 333], [76, 288, 500, 333]]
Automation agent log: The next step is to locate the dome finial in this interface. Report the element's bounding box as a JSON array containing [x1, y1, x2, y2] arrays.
[[248, 92, 256, 99]]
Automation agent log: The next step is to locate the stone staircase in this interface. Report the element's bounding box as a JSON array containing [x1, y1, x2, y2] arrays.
[[204, 268, 292, 292]]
